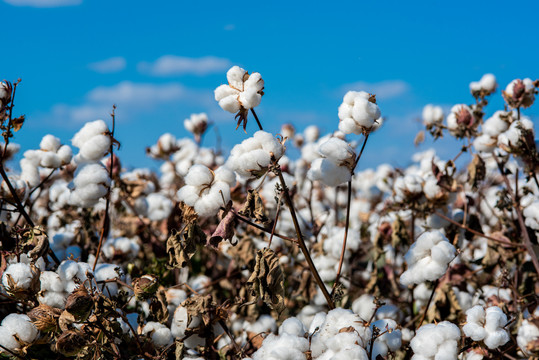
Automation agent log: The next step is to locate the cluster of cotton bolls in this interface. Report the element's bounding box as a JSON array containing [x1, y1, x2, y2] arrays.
[[2, 68, 539, 359], [68, 120, 112, 207]]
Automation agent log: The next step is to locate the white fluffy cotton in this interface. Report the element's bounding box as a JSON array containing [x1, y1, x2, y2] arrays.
[[215, 66, 264, 112], [72, 120, 111, 163], [338, 91, 382, 135], [226, 131, 284, 179], [462, 305, 509, 349], [400, 230, 456, 286], [410, 321, 460, 360], [0, 314, 38, 353], [177, 165, 235, 217], [422, 104, 444, 126], [307, 137, 355, 187], [69, 162, 110, 207]]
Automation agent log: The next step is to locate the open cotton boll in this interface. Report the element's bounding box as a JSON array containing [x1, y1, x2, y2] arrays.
[[497, 118, 534, 152], [214, 66, 264, 112], [463, 305, 509, 349], [72, 119, 109, 149], [278, 317, 307, 337], [304, 125, 320, 143], [184, 113, 208, 139], [142, 322, 173, 348], [20, 157, 40, 187], [76, 134, 111, 163], [370, 319, 402, 359], [473, 134, 497, 153], [338, 91, 381, 135], [318, 137, 355, 165], [251, 333, 309, 360], [145, 193, 173, 221], [308, 156, 352, 187], [517, 319, 539, 356], [171, 306, 204, 348], [226, 131, 284, 179], [524, 201, 539, 230], [470, 74, 497, 95], [446, 104, 475, 137], [410, 321, 460, 360], [102, 237, 141, 261], [0, 314, 38, 352], [69, 163, 110, 207], [177, 165, 235, 217], [57, 260, 92, 293], [400, 230, 456, 286], [422, 104, 444, 126], [503, 78, 536, 108], [394, 174, 423, 202], [2, 262, 35, 290], [40, 134, 61, 152], [483, 111, 510, 137]]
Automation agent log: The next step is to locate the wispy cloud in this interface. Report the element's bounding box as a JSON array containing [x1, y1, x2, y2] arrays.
[[88, 57, 126, 74], [138, 55, 231, 76], [3, 0, 81, 7], [44, 81, 213, 126], [339, 80, 411, 100]]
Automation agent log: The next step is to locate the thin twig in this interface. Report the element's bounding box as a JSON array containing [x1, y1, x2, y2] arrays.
[[227, 207, 297, 243], [274, 161, 335, 309], [93, 105, 116, 271], [417, 279, 439, 329], [495, 157, 539, 275], [250, 109, 263, 131], [332, 133, 370, 296]]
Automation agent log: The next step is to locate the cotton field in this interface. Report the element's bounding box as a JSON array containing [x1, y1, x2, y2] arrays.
[[0, 69, 538, 360]]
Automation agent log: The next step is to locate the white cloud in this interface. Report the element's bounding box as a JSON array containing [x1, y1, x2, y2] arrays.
[[340, 80, 410, 100], [3, 0, 81, 7], [138, 55, 231, 76], [46, 81, 213, 125], [88, 57, 126, 74]]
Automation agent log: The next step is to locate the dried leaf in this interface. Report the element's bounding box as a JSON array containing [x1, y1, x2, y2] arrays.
[[175, 340, 185, 360], [166, 223, 205, 268], [12, 115, 25, 132], [414, 130, 425, 147], [247, 248, 285, 313], [209, 210, 236, 247], [149, 290, 169, 324], [239, 190, 268, 223], [467, 154, 485, 190], [391, 216, 409, 247], [228, 235, 256, 268]]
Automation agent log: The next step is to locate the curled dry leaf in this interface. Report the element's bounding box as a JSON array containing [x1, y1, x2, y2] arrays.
[[166, 223, 206, 268], [238, 189, 268, 223], [209, 210, 236, 247], [467, 154, 486, 190], [247, 248, 285, 313]]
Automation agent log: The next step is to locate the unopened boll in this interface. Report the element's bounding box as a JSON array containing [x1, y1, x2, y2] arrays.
[[400, 230, 456, 286], [462, 305, 509, 349], [214, 66, 264, 112], [226, 131, 284, 179], [307, 137, 355, 187], [177, 165, 235, 217], [422, 104, 444, 126], [338, 91, 381, 134]]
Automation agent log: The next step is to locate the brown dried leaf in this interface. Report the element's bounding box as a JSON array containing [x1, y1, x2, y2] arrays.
[[467, 154, 485, 190], [209, 210, 236, 247], [414, 130, 425, 147], [238, 190, 268, 223], [166, 223, 205, 268], [228, 235, 256, 268], [149, 290, 169, 324], [391, 216, 409, 247], [12, 115, 25, 132], [247, 248, 285, 313]]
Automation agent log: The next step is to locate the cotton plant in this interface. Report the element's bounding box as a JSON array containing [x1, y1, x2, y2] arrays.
[[503, 77, 537, 108], [0, 314, 39, 355], [422, 104, 444, 127], [517, 318, 539, 357], [400, 230, 457, 286], [446, 104, 477, 138], [462, 305, 510, 349]]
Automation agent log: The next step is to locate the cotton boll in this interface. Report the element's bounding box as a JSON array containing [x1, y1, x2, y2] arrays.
[[304, 125, 320, 143], [40, 134, 61, 152], [142, 322, 173, 348], [2, 262, 35, 290], [278, 317, 307, 337], [77, 134, 111, 162], [447, 104, 475, 137], [0, 326, 21, 352], [410, 321, 460, 360], [479, 73, 497, 93], [400, 230, 456, 286], [94, 263, 121, 295], [517, 319, 539, 356], [524, 201, 539, 230], [483, 111, 510, 137], [145, 193, 173, 221], [338, 91, 381, 134], [308, 158, 351, 187], [72, 120, 109, 149], [422, 105, 444, 126], [20, 157, 40, 187], [57, 145, 73, 164], [102, 237, 141, 261], [473, 134, 497, 153]]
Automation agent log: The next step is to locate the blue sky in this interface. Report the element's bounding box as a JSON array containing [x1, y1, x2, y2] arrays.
[[2, 0, 538, 171]]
